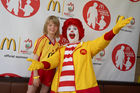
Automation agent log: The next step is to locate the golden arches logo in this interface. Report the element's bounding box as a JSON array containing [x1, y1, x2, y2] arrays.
[[47, 0, 60, 13], [0, 38, 16, 51]]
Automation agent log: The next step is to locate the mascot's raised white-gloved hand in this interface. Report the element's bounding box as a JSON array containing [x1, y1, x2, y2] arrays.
[[113, 16, 133, 34], [27, 58, 44, 71]]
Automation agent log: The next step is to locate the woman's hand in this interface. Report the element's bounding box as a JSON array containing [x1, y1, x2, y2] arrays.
[[33, 77, 40, 87]]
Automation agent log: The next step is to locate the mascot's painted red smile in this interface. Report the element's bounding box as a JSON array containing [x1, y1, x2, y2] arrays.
[[69, 33, 75, 39]]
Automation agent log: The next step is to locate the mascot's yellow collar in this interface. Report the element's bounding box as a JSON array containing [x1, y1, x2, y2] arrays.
[[59, 41, 83, 51]]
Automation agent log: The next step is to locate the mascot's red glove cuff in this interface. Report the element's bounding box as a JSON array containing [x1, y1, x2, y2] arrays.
[[42, 61, 50, 69], [104, 30, 115, 40]]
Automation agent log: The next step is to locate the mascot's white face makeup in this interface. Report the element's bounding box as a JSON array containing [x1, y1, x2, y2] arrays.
[[67, 25, 79, 43]]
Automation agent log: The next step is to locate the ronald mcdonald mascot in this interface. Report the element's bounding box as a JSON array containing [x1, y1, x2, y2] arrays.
[[27, 16, 132, 93]]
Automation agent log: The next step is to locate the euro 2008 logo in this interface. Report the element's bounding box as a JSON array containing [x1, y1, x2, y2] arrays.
[[1, 0, 40, 18]]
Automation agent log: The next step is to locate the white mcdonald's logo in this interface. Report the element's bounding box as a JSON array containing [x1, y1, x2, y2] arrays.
[[0, 37, 16, 51], [47, 0, 61, 13]]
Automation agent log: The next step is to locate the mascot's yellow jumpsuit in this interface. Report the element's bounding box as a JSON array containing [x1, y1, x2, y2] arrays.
[[27, 16, 132, 93]]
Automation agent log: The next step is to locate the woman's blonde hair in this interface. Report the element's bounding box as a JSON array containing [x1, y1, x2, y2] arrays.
[[43, 15, 60, 38]]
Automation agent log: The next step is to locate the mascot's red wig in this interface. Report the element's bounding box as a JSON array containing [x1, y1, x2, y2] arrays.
[[62, 18, 85, 41]]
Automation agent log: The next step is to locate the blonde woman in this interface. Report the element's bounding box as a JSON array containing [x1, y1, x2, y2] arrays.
[[27, 15, 60, 93]]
